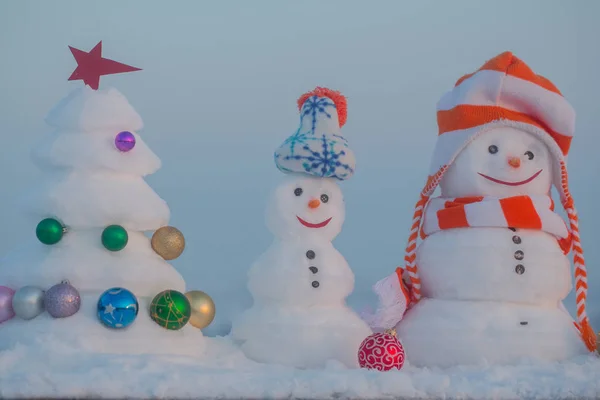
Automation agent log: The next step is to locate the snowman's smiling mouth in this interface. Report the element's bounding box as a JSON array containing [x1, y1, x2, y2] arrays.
[[296, 216, 332, 228], [478, 170, 543, 186]]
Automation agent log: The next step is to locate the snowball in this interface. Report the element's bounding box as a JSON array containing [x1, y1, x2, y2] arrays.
[[266, 174, 345, 241], [440, 127, 553, 198], [231, 304, 372, 369], [397, 298, 589, 368], [45, 86, 143, 132], [417, 228, 572, 304], [247, 240, 355, 307], [31, 129, 161, 176], [22, 170, 170, 231]]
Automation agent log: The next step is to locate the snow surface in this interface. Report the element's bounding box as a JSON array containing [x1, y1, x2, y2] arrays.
[[0, 336, 599, 399]]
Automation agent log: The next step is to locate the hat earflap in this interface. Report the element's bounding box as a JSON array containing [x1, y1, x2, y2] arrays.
[[367, 168, 447, 329], [560, 161, 597, 352]]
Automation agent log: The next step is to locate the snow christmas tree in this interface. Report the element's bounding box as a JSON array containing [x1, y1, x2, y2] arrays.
[[0, 42, 213, 356]]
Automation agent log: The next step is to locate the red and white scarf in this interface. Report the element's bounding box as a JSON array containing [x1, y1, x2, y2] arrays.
[[420, 195, 572, 253]]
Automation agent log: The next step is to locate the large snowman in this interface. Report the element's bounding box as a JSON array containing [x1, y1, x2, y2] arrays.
[[231, 87, 372, 368], [368, 52, 596, 367]]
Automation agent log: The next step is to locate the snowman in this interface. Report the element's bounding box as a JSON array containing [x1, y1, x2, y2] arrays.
[[231, 87, 372, 368], [367, 52, 596, 367]]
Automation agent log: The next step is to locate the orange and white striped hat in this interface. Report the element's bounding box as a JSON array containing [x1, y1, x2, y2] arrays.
[[402, 51, 596, 352]]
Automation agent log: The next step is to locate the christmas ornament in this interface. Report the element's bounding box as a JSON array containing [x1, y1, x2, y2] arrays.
[[101, 225, 128, 251], [115, 131, 136, 152], [150, 290, 191, 330], [0, 286, 16, 323], [12, 286, 45, 320], [358, 329, 405, 371], [68, 41, 142, 90], [185, 290, 216, 329], [45, 280, 81, 318], [36, 218, 65, 245], [151, 226, 185, 260], [97, 288, 139, 329]]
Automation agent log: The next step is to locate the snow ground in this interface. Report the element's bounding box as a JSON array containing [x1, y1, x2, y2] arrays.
[[1, 336, 599, 400]]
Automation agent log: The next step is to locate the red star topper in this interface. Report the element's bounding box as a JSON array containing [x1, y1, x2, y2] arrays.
[[68, 41, 141, 90]]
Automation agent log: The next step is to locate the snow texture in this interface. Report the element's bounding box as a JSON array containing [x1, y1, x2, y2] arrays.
[[22, 170, 170, 231], [0, 231, 184, 295], [31, 129, 161, 176], [232, 174, 372, 368], [0, 86, 204, 355], [45, 86, 143, 132], [36, 86, 160, 176], [0, 337, 599, 399], [439, 127, 554, 198], [398, 127, 589, 368], [416, 228, 572, 304]]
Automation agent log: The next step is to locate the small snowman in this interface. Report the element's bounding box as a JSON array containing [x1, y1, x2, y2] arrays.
[[368, 52, 597, 367], [231, 87, 372, 368]]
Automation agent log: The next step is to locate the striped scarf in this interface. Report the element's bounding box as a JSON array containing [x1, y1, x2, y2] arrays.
[[420, 195, 572, 253]]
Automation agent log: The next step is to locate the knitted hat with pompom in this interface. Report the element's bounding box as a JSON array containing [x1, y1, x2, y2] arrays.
[[274, 87, 355, 180]]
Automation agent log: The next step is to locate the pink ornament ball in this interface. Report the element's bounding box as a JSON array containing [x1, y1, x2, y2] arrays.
[[0, 286, 16, 323], [358, 331, 405, 371], [115, 131, 136, 152]]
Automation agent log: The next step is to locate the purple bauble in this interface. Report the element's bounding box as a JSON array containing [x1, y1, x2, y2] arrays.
[[115, 131, 136, 152], [45, 281, 81, 318], [0, 286, 16, 323]]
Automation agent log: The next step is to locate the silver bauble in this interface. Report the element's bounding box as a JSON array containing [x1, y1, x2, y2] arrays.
[[12, 286, 45, 320]]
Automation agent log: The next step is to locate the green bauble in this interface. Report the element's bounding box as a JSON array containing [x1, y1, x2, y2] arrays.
[[36, 218, 65, 245], [101, 225, 128, 251], [150, 290, 191, 330]]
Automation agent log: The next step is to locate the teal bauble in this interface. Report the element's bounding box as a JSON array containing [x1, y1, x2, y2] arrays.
[[36, 218, 65, 245], [101, 225, 128, 252]]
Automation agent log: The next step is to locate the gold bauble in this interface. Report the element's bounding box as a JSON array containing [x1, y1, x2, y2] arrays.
[[185, 290, 216, 329], [151, 226, 185, 260]]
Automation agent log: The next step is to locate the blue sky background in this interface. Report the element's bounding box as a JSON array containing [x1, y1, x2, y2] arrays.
[[0, 0, 598, 335]]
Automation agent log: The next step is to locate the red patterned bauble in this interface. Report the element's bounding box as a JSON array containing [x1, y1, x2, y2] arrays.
[[358, 329, 405, 371]]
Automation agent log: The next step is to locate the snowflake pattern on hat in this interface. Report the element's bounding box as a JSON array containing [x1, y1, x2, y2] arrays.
[[275, 93, 355, 180]]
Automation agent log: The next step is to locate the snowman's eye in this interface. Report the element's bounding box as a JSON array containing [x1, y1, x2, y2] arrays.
[[488, 145, 499, 154], [320, 194, 329, 203], [294, 188, 303, 196], [525, 151, 534, 160]]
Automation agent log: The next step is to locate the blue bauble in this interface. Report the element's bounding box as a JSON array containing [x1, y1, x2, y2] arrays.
[[97, 288, 139, 329]]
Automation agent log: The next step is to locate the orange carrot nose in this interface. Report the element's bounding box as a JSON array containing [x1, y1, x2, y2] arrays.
[[508, 156, 521, 169], [308, 199, 321, 209]]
